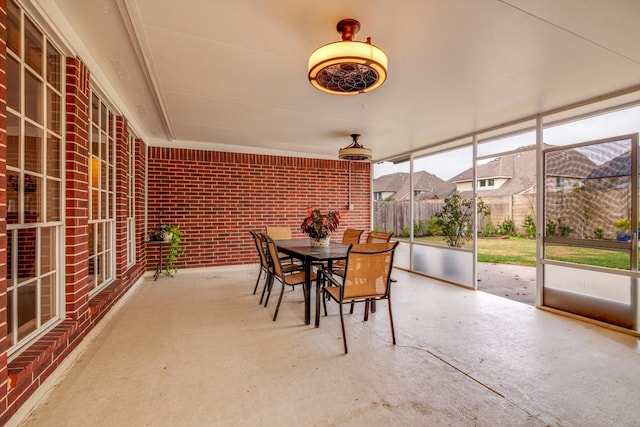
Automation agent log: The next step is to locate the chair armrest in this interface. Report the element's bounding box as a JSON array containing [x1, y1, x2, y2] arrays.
[[317, 268, 342, 288], [282, 263, 304, 273]]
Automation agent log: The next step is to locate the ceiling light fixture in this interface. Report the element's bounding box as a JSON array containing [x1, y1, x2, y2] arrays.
[[308, 19, 387, 95], [339, 134, 372, 161]]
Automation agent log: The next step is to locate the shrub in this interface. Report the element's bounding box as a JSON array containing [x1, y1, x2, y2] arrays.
[[546, 220, 557, 237], [497, 219, 516, 236], [427, 217, 443, 236], [523, 213, 536, 239], [557, 218, 571, 237], [481, 220, 496, 237], [414, 220, 429, 237], [593, 226, 604, 240]]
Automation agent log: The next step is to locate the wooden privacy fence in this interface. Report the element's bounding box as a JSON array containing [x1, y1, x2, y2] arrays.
[[374, 197, 530, 236], [374, 189, 629, 239]]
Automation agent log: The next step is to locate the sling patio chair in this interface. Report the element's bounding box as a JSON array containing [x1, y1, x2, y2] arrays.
[[259, 233, 303, 306], [317, 228, 364, 272], [265, 225, 292, 240], [264, 235, 315, 321], [249, 230, 270, 296], [265, 225, 299, 265], [316, 241, 399, 354], [366, 230, 393, 243]]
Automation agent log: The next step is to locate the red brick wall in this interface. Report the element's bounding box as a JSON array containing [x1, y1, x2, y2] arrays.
[[146, 148, 371, 270], [64, 57, 90, 321]]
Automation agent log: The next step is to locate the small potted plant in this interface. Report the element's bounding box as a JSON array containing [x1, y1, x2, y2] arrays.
[[300, 207, 340, 247], [614, 218, 631, 242], [162, 225, 185, 276]]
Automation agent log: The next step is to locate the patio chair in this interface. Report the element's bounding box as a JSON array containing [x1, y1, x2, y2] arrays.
[[319, 228, 363, 273], [366, 230, 393, 243], [342, 228, 364, 245], [265, 225, 298, 264], [317, 241, 399, 353], [264, 235, 315, 321], [265, 226, 292, 240], [249, 230, 270, 296]]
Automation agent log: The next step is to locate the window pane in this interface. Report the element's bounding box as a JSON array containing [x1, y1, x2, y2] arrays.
[[47, 134, 61, 178], [24, 124, 43, 173], [97, 222, 104, 252], [41, 274, 55, 324], [88, 257, 96, 291], [25, 69, 43, 123], [7, 289, 14, 347], [7, 56, 20, 111], [91, 96, 99, 126], [47, 89, 61, 134], [46, 179, 60, 221], [100, 160, 108, 190], [101, 135, 108, 160], [7, 112, 20, 169], [88, 223, 95, 256], [18, 229, 37, 282], [24, 174, 42, 222], [17, 283, 37, 340], [91, 189, 99, 219], [25, 17, 43, 75], [7, 0, 20, 56], [91, 125, 99, 155], [40, 226, 56, 274], [7, 170, 19, 223], [104, 222, 112, 250], [7, 230, 14, 283], [46, 41, 61, 90], [101, 103, 107, 132], [101, 191, 108, 219]]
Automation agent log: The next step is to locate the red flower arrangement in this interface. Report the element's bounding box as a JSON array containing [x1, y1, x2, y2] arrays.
[[300, 207, 340, 239]]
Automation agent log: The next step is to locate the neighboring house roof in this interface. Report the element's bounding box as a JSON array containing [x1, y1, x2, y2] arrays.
[[545, 149, 597, 178], [372, 172, 408, 199], [587, 151, 631, 179], [416, 180, 457, 200], [373, 171, 448, 201], [450, 148, 537, 198]]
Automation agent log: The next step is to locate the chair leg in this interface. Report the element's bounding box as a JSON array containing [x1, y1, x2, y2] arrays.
[[349, 301, 355, 314], [273, 282, 286, 321], [363, 300, 369, 322], [387, 297, 396, 345], [322, 290, 328, 316], [263, 274, 275, 307], [252, 267, 263, 294], [259, 272, 271, 305], [339, 303, 348, 354]]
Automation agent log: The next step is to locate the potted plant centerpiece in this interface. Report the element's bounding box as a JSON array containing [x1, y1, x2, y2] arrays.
[[301, 207, 340, 248]]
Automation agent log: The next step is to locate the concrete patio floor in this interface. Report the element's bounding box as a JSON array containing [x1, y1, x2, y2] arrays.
[[9, 266, 640, 427]]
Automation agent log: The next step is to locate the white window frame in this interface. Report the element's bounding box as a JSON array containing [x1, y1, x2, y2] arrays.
[[126, 129, 136, 268], [88, 90, 116, 296], [6, 0, 65, 358]]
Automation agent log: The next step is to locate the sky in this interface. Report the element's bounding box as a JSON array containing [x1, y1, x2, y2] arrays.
[[373, 106, 640, 180]]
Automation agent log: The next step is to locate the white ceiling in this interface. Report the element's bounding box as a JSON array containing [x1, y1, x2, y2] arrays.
[[35, 0, 640, 162]]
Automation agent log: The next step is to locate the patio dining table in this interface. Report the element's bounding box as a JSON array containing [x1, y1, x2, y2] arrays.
[[274, 239, 350, 326]]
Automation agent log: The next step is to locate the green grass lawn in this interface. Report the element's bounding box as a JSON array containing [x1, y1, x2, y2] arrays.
[[409, 235, 630, 269]]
